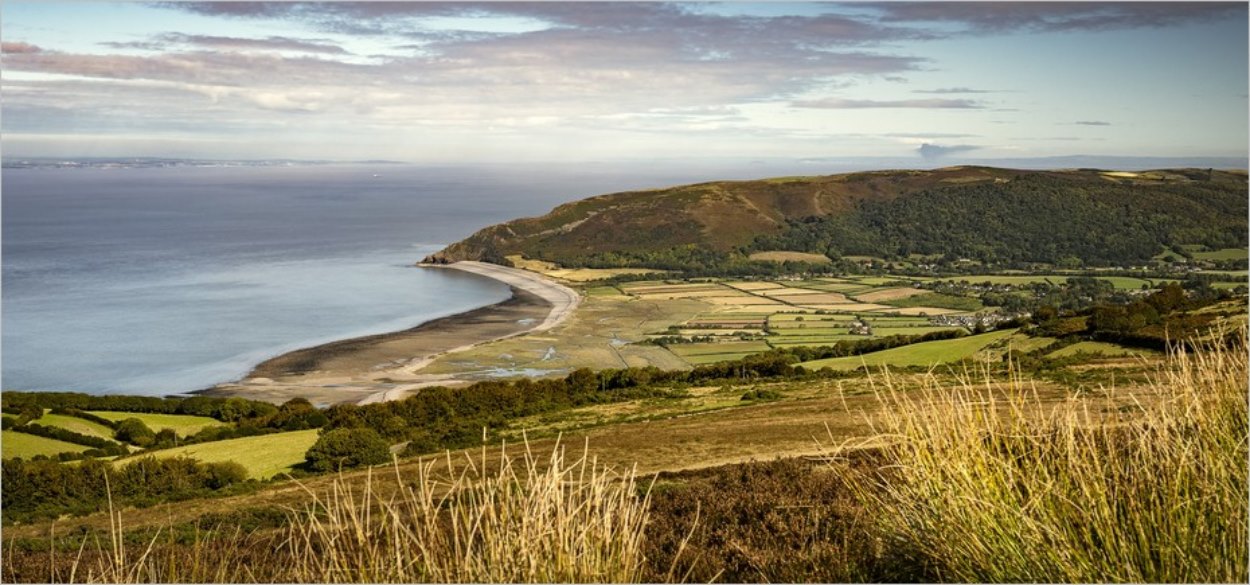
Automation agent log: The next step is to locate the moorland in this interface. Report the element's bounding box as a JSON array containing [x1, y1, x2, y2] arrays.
[[2, 166, 1247, 582]]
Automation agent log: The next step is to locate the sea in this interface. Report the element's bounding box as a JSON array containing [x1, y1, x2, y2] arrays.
[[2, 162, 786, 396]]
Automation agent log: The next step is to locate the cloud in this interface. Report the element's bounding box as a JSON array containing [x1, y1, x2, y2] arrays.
[[2, 42, 42, 54], [792, 97, 983, 109], [918, 143, 980, 160], [873, 2, 1245, 33], [912, 87, 1001, 94], [165, 33, 349, 54], [881, 132, 979, 139], [1074, 120, 1111, 126]]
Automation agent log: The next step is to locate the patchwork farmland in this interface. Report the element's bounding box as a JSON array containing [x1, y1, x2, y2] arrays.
[[619, 276, 985, 366]]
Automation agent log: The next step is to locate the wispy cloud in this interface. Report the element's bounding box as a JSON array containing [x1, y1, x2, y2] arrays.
[[912, 87, 1002, 94], [1074, 120, 1112, 126], [873, 2, 1245, 33], [792, 97, 983, 109], [2, 42, 42, 54]]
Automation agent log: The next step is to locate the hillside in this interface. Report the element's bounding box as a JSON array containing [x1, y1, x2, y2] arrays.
[[426, 167, 1248, 270]]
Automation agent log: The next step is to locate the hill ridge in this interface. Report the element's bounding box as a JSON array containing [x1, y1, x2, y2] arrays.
[[426, 167, 1247, 271]]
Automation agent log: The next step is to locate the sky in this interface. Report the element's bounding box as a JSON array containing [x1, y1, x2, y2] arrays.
[[2, 1, 1247, 164]]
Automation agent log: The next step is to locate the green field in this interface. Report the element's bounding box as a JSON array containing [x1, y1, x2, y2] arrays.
[[1002, 334, 1059, 354], [86, 411, 225, 437], [870, 326, 964, 337], [1094, 276, 1154, 290], [122, 429, 321, 479], [2, 430, 90, 459], [31, 413, 116, 440], [846, 276, 913, 286], [935, 275, 1068, 286], [1046, 341, 1155, 359], [800, 329, 1016, 371], [666, 341, 774, 364], [860, 316, 934, 325], [882, 293, 983, 311], [1191, 247, 1248, 261], [768, 313, 859, 322], [771, 327, 852, 335]]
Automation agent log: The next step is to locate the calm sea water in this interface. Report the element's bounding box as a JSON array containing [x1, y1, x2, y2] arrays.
[[2, 163, 758, 395]]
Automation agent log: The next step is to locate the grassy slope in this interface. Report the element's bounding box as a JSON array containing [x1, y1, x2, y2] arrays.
[[801, 329, 1017, 370], [1, 430, 90, 459], [85, 411, 224, 437], [120, 429, 320, 479], [429, 168, 1247, 268], [1047, 341, 1156, 359], [31, 412, 115, 440]]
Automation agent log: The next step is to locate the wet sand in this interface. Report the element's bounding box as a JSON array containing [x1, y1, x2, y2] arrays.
[[199, 262, 580, 406]]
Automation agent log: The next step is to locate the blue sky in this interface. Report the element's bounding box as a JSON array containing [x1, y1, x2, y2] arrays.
[[2, 2, 1246, 163]]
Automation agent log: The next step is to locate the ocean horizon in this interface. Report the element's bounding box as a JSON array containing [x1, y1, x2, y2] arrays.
[[2, 163, 751, 396]]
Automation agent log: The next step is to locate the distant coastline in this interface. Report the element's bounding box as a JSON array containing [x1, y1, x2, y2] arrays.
[[199, 261, 580, 406]]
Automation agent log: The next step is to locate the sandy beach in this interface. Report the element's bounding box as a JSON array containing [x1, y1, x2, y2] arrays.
[[200, 261, 580, 405]]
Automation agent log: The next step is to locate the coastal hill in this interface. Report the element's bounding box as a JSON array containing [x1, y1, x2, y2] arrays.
[[426, 166, 1248, 270]]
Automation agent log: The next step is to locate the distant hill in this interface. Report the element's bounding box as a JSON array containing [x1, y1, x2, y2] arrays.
[[427, 167, 1248, 271]]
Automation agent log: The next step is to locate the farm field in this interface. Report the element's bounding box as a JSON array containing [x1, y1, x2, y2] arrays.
[[31, 412, 115, 440], [85, 411, 225, 437], [666, 341, 774, 364], [800, 329, 1017, 371], [748, 251, 832, 264], [1047, 341, 1157, 359], [423, 292, 703, 376], [122, 429, 320, 479], [933, 274, 1181, 290], [621, 278, 987, 365], [1191, 247, 1248, 261], [1, 430, 90, 459], [505, 255, 667, 282], [935, 275, 1069, 286]]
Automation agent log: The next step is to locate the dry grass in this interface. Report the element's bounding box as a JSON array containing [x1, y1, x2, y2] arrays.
[[38, 441, 654, 583], [835, 328, 1249, 582], [282, 440, 652, 583], [747, 251, 832, 264], [849, 287, 930, 303]]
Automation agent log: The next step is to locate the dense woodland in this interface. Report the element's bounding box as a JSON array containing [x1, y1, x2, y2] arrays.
[[750, 174, 1247, 268]]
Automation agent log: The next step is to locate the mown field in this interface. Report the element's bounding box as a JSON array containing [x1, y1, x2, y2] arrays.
[[119, 429, 320, 479], [30, 412, 115, 440], [801, 329, 1017, 371], [1, 430, 90, 459], [85, 411, 227, 437], [1047, 341, 1157, 359]]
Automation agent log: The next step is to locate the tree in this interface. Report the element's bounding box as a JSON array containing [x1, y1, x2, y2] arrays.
[[304, 428, 392, 472], [114, 418, 156, 447], [154, 428, 178, 448]]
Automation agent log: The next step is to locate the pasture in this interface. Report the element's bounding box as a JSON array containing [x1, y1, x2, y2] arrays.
[[31, 412, 115, 440], [748, 251, 832, 264], [122, 429, 320, 479], [1191, 247, 1248, 261], [2, 430, 90, 459], [85, 411, 225, 437], [800, 329, 1016, 371], [1046, 341, 1155, 359], [666, 341, 774, 365]]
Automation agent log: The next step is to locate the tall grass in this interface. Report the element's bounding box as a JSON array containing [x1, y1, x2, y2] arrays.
[[282, 438, 652, 583], [41, 439, 652, 583], [838, 330, 1248, 582]]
